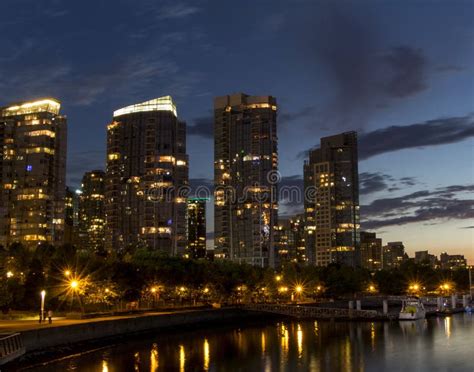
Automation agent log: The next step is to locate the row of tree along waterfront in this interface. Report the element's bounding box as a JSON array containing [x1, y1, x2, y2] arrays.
[[0, 242, 470, 313]]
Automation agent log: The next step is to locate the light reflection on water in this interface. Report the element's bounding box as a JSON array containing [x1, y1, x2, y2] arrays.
[[25, 314, 474, 372]]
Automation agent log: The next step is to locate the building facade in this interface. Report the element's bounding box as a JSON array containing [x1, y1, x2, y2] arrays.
[[440, 252, 467, 270], [360, 231, 382, 271], [304, 132, 360, 267], [0, 98, 67, 249], [78, 170, 106, 255], [214, 93, 278, 267], [276, 214, 307, 266], [64, 186, 80, 246], [414, 250, 438, 268], [105, 96, 189, 255], [186, 198, 207, 259], [382, 242, 407, 269]]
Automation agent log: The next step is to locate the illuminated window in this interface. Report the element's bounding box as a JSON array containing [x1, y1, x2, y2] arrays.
[[27, 130, 55, 138], [108, 153, 120, 160], [25, 147, 55, 155]]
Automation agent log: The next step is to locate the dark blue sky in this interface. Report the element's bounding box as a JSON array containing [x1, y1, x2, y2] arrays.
[[1, 0, 472, 260]]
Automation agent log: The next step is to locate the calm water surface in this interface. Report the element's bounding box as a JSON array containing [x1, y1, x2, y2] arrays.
[[23, 314, 474, 372]]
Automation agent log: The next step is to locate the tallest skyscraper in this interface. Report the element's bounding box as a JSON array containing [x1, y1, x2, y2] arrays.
[[214, 93, 278, 267]]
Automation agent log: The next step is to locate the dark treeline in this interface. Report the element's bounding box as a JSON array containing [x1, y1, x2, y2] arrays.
[[0, 243, 470, 313]]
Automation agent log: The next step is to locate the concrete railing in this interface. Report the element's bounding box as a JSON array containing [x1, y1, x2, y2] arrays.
[[0, 333, 25, 366]]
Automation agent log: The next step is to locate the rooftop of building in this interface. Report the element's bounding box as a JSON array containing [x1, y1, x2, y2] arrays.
[[214, 93, 277, 109], [113, 96, 177, 118], [1, 98, 61, 117]]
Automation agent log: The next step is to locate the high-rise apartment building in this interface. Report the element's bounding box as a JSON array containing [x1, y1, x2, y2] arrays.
[[360, 231, 382, 271], [276, 214, 307, 266], [214, 93, 278, 267], [78, 170, 106, 255], [64, 186, 80, 246], [105, 96, 188, 255], [0, 98, 67, 249], [382, 242, 407, 269], [186, 197, 207, 259], [304, 132, 360, 267]]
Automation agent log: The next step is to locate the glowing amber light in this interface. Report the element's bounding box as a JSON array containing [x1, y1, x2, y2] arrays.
[[70, 280, 79, 289], [295, 285, 303, 293], [64, 270, 71, 277]]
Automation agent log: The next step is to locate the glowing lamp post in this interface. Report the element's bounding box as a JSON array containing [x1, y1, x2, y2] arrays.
[[40, 290, 46, 320]]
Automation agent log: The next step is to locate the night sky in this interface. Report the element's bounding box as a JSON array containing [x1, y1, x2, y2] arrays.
[[1, 0, 472, 261]]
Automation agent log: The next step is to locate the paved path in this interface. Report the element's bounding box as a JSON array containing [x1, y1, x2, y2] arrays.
[[0, 310, 189, 333]]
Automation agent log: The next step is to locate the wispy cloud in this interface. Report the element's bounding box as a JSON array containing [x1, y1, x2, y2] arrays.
[[0, 31, 204, 107], [298, 114, 474, 160], [362, 184, 474, 229]]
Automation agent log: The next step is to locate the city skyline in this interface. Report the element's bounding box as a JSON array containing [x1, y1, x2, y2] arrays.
[[0, 0, 472, 262]]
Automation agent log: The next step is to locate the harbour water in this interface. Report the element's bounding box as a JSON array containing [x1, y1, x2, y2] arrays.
[[20, 314, 474, 371]]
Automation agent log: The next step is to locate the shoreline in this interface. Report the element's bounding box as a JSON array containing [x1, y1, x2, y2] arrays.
[[4, 308, 279, 370]]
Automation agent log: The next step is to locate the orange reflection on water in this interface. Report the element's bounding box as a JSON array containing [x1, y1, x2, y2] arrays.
[[203, 338, 210, 371], [179, 345, 186, 372], [297, 324, 303, 358], [444, 317, 451, 339], [261, 331, 266, 355], [134, 352, 140, 371], [370, 322, 376, 351], [102, 359, 109, 372], [150, 343, 158, 372]]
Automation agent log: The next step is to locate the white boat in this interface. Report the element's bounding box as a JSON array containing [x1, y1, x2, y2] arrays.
[[399, 298, 426, 320]]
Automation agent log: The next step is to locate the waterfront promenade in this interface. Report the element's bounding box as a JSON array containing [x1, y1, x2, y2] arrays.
[[0, 310, 187, 333]]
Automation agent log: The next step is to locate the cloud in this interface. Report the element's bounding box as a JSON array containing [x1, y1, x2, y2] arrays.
[[156, 3, 200, 19], [362, 184, 474, 229], [0, 31, 203, 107], [360, 172, 393, 195], [298, 114, 474, 160], [278, 175, 304, 217], [298, 4, 432, 131], [359, 114, 474, 159], [67, 150, 105, 186], [188, 116, 213, 139], [460, 226, 474, 229], [381, 46, 427, 98], [436, 64, 465, 73]]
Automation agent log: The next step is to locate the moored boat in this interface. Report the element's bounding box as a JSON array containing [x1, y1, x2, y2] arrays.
[[399, 298, 426, 320]]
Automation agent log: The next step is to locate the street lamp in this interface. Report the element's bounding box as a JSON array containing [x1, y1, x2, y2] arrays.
[[275, 275, 282, 282], [6, 271, 13, 278], [70, 279, 79, 289], [40, 290, 46, 321], [64, 270, 71, 277]]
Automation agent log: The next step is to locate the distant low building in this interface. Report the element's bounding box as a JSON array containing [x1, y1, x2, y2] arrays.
[[360, 232, 382, 271], [382, 242, 407, 269], [414, 250, 438, 268], [440, 252, 467, 270]]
